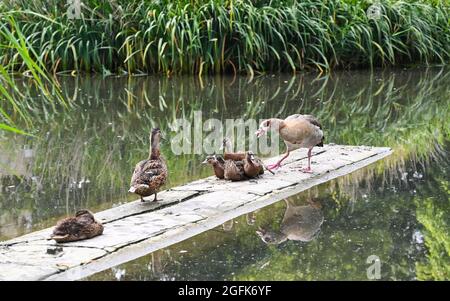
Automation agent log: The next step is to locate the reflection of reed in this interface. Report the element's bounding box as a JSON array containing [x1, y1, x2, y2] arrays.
[[0, 68, 448, 239]]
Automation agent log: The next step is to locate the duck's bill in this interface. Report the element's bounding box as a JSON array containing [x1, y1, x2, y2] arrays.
[[255, 128, 266, 137], [201, 159, 208, 164], [128, 187, 137, 193]]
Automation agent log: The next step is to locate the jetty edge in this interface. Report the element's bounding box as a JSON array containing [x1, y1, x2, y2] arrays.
[[0, 144, 392, 281]]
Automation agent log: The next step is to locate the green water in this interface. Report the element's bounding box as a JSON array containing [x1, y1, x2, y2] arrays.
[[0, 67, 449, 280]]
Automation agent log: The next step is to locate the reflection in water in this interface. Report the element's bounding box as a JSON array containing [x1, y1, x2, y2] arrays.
[[86, 144, 449, 281], [1, 67, 449, 280], [256, 199, 323, 245]]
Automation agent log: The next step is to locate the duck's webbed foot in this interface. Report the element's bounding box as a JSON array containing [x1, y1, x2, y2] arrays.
[[141, 196, 145, 202]]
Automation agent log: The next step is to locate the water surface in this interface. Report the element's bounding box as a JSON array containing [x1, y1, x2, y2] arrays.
[[0, 67, 448, 280]]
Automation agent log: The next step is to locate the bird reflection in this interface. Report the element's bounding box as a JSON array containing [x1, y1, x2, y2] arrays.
[[256, 198, 323, 245]]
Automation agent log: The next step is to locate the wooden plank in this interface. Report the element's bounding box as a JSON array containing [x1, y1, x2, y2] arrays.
[[0, 144, 392, 281]]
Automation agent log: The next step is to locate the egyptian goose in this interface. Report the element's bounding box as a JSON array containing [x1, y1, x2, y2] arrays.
[[129, 128, 168, 202], [255, 114, 324, 172], [51, 210, 104, 243], [256, 199, 323, 245], [202, 154, 226, 179]]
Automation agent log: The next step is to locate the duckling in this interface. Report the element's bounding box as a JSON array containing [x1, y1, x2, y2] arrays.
[[256, 114, 324, 173], [224, 159, 247, 181], [222, 137, 246, 161], [50, 210, 103, 243], [202, 154, 226, 179], [129, 128, 168, 202], [243, 151, 265, 178]]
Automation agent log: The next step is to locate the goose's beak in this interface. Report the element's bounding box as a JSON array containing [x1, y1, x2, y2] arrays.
[[201, 159, 208, 164], [255, 128, 266, 138], [128, 187, 136, 193]]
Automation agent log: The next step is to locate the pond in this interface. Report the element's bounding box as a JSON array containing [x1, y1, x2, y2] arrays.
[[0, 67, 449, 280]]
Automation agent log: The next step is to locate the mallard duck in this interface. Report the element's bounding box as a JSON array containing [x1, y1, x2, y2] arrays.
[[50, 210, 104, 243], [256, 114, 324, 173], [202, 154, 225, 179], [256, 199, 323, 245], [243, 151, 264, 178], [224, 159, 246, 181], [129, 128, 168, 202], [222, 137, 246, 161]]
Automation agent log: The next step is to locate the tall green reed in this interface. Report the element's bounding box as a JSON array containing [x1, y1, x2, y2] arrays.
[[1, 0, 449, 75]]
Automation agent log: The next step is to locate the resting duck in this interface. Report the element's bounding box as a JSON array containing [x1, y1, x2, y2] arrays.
[[243, 151, 275, 177], [222, 137, 246, 161], [243, 151, 264, 178], [255, 114, 324, 173], [202, 154, 226, 179], [50, 210, 104, 243], [129, 128, 168, 202], [256, 199, 323, 245], [224, 159, 246, 181]]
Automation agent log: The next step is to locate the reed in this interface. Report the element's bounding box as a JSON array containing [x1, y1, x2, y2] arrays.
[[0, 0, 449, 75]]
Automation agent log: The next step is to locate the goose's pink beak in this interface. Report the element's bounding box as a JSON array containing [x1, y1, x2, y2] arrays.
[[255, 128, 266, 138]]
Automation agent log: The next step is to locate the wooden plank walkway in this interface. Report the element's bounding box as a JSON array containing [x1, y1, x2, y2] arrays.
[[0, 144, 392, 281]]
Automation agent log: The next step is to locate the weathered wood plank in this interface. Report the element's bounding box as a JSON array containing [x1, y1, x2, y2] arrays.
[[0, 144, 392, 281]]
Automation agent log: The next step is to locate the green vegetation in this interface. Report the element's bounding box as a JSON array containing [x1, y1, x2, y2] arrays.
[[0, 13, 66, 133], [1, 0, 449, 75], [1, 68, 448, 242], [415, 178, 450, 280]]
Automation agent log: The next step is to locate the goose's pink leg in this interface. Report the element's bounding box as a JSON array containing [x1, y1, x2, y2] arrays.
[[267, 151, 290, 170], [301, 148, 313, 173]]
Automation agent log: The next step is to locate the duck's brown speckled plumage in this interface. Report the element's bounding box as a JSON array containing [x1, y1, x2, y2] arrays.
[[129, 128, 168, 202], [222, 137, 246, 161], [202, 155, 225, 179], [51, 210, 103, 243], [243, 151, 264, 178], [224, 159, 246, 181]]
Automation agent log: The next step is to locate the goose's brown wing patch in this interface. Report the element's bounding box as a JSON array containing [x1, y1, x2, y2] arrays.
[[301, 115, 322, 129]]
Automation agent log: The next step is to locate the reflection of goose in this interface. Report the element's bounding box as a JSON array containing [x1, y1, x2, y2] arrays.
[[256, 199, 323, 245]]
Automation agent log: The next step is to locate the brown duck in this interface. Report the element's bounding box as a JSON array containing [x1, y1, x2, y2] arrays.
[[256, 114, 324, 173], [243, 151, 268, 178], [202, 154, 225, 179], [224, 159, 246, 181], [129, 128, 168, 202], [222, 137, 246, 161], [50, 210, 103, 243]]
